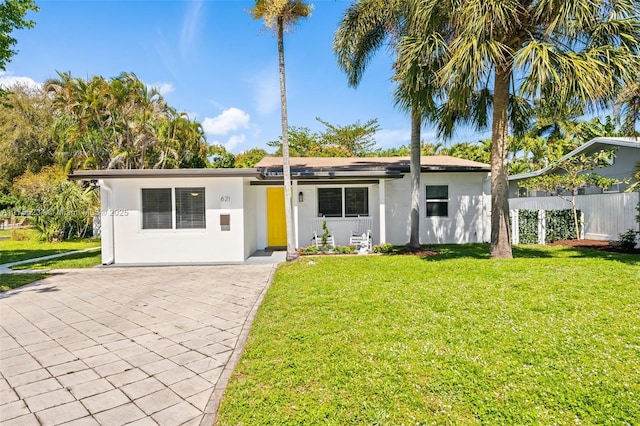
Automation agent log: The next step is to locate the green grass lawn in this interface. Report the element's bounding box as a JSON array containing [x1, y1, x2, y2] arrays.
[[0, 273, 51, 292], [0, 228, 100, 265], [11, 249, 101, 270], [217, 245, 640, 425]]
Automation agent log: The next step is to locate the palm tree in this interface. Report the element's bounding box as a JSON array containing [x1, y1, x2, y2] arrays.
[[250, 0, 312, 261], [397, 0, 640, 258], [615, 81, 640, 137], [334, 0, 440, 249]]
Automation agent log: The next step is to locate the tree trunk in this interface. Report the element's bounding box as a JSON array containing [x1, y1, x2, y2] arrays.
[[571, 192, 580, 239], [408, 108, 421, 249], [277, 16, 298, 261], [490, 66, 513, 259]]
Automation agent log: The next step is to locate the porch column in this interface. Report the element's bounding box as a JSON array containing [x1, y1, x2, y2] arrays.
[[379, 179, 386, 243], [293, 180, 299, 248]]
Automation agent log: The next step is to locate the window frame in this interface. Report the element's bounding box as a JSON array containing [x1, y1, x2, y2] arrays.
[[141, 187, 206, 230], [317, 186, 369, 218], [425, 185, 449, 217], [141, 188, 173, 230]]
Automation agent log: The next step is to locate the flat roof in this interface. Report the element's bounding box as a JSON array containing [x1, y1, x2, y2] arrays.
[[69, 168, 261, 180]]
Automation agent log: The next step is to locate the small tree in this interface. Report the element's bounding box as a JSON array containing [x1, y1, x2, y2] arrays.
[[519, 149, 621, 240]]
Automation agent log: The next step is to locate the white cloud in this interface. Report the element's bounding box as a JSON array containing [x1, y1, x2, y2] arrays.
[[148, 82, 175, 96], [224, 134, 246, 152], [180, 0, 204, 56], [253, 67, 280, 116], [202, 107, 251, 136], [208, 134, 246, 153], [374, 128, 412, 148], [0, 73, 42, 91]]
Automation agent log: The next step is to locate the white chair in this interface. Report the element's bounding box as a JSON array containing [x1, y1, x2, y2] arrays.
[[312, 218, 335, 249], [349, 216, 373, 251]]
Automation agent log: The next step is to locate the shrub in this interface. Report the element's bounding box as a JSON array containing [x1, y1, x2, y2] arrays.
[[333, 245, 356, 254], [373, 243, 394, 254], [546, 209, 580, 243], [518, 209, 539, 244], [618, 229, 638, 249], [299, 245, 320, 255]]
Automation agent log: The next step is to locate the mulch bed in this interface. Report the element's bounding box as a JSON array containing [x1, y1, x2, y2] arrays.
[[394, 247, 439, 257], [549, 239, 640, 254]]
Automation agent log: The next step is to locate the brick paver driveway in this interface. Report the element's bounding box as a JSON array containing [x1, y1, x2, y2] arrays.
[[0, 264, 276, 425]]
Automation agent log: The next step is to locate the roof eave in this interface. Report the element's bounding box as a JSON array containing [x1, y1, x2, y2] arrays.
[[68, 168, 261, 180]]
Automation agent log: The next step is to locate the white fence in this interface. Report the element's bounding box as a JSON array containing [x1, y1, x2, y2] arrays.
[[509, 192, 639, 241]]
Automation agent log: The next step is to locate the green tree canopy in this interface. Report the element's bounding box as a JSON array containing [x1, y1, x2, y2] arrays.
[[0, 84, 56, 192], [0, 0, 38, 71]]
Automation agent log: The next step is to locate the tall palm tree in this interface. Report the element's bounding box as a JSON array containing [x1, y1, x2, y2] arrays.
[[397, 0, 640, 258], [250, 0, 312, 261], [334, 0, 441, 249]]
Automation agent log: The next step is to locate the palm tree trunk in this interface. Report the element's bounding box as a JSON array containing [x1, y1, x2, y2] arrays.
[[490, 66, 513, 259], [408, 108, 421, 248], [277, 16, 298, 261]]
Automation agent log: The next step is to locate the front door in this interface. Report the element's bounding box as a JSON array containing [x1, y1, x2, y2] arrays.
[[266, 187, 287, 247]]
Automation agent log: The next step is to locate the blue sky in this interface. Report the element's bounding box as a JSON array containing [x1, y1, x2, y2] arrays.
[[2, 0, 490, 153]]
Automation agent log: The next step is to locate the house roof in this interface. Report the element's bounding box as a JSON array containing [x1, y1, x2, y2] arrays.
[[255, 156, 491, 176], [69, 156, 490, 181], [509, 137, 640, 181], [68, 168, 260, 180]]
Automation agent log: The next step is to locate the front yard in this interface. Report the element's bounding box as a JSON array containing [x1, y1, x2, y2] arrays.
[[218, 245, 639, 425]]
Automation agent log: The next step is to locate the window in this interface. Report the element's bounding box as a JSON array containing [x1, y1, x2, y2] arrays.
[[176, 188, 206, 229], [318, 187, 369, 218], [345, 188, 368, 217], [142, 188, 172, 229], [318, 188, 342, 217], [142, 187, 206, 230], [426, 185, 448, 217]]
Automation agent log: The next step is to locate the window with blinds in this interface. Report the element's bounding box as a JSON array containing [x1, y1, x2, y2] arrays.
[[175, 188, 206, 229], [142, 187, 206, 229], [142, 188, 172, 229]]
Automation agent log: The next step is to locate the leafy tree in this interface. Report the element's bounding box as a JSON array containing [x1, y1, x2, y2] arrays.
[[235, 148, 268, 168], [12, 166, 97, 241], [316, 117, 379, 156], [396, 0, 640, 258], [519, 150, 621, 240], [334, 0, 431, 249], [250, 0, 312, 261], [0, 0, 38, 71], [208, 144, 236, 168], [0, 84, 56, 192], [268, 118, 378, 157]]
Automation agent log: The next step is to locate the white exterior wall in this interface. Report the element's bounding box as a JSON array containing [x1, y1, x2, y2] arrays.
[[386, 172, 491, 245], [243, 181, 258, 259], [509, 192, 639, 240], [297, 183, 381, 247], [101, 177, 249, 264]]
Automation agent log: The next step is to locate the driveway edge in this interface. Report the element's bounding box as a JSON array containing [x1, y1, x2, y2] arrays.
[[201, 263, 279, 426]]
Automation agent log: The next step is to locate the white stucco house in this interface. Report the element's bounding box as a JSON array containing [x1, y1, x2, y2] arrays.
[[70, 156, 491, 265]]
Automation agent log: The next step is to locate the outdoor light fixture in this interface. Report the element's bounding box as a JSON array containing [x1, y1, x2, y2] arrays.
[[298, 191, 304, 202], [190, 192, 200, 197]]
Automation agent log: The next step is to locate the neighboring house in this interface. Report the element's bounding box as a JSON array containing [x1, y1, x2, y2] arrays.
[[509, 137, 640, 240], [509, 137, 640, 197], [70, 156, 491, 265]]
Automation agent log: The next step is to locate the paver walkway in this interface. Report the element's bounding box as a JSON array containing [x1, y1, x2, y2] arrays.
[[0, 264, 277, 425]]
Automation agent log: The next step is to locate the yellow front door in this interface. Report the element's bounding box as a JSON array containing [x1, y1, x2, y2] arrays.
[[267, 187, 287, 247]]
